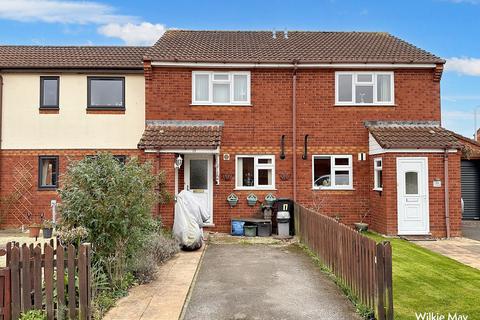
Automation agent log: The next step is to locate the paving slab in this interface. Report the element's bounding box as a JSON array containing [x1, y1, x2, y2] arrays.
[[462, 220, 480, 241], [182, 243, 360, 320], [104, 247, 204, 320], [414, 237, 480, 270]]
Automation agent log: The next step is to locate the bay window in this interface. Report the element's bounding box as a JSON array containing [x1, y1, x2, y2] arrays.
[[192, 71, 250, 105], [335, 72, 394, 105], [312, 155, 353, 190], [236, 155, 275, 189]]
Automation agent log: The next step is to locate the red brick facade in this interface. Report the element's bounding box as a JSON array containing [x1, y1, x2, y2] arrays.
[[144, 64, 460, 237]]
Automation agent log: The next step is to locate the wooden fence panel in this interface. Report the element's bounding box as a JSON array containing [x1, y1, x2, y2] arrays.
[[294, 203, 394, 320], [67, 244, 76, 320]]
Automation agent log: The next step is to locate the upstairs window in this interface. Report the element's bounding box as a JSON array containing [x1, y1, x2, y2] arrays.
[[88, 77, 125, 109], [38, 156, 59, 189], [312, 155, 353, 190], [236, 155, 275, 189], [335, 72, 394, 106], [192, 71, 250, 105], [374, 158, 383, 191], [40, 76, 59, 109]]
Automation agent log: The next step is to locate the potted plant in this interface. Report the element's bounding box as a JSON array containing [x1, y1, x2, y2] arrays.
[[28, 223, 41, 238], [354, 211, 369, 232], [227, 193, 239, 207], [42, 219, 55, 238], [246, 193, 258, 206]]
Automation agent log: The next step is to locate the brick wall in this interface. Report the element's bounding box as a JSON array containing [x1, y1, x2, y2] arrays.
[[145, 65, 457, 235]]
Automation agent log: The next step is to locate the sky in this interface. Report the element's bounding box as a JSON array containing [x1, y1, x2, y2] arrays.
[[0, 0, 479, 137]]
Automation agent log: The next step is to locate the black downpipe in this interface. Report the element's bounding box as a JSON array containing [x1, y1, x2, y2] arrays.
[[302, 134, 309, 160], [280, 135, 286, 160]]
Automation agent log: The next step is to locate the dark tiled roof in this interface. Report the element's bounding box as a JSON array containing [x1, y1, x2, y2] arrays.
[[138, 121, 223, 150], [448, 131, 480, 159], [0, 46, 149, 69], [368, 124, 462, 149], [146, 30, 444, 64]]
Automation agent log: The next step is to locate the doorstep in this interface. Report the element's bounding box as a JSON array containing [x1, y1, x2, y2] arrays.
[[104, 245, 205, 320]]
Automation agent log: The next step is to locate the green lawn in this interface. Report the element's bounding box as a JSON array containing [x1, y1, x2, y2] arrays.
[[366, 232, 480, 320]]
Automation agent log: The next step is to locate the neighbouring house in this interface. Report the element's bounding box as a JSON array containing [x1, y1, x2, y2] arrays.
[[0, 46, 147, 226], [139, 30, 463, 237], [0, 31, 471, 238]]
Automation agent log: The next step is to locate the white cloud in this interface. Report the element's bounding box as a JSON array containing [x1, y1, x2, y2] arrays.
[[445, 57, 480, 76], [446, 0, 480, 4], [98, 22, 166, 46], [0, 0, 133, 24]]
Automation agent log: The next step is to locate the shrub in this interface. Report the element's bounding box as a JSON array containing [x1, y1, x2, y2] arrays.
[[19, 310, 46, 320], [130, 231, 180, 284], [58, 153, 170, 285]]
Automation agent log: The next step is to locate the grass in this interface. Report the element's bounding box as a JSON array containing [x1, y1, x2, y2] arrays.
[[365, 232, 480, 320]]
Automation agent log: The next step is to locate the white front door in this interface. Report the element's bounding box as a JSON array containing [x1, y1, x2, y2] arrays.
[[397, 157, 429, 235], [184, 154, 213, 224]]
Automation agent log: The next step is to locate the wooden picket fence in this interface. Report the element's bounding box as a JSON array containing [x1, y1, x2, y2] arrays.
[[294, 203, 393, 320], [0, 241, 92, 320]]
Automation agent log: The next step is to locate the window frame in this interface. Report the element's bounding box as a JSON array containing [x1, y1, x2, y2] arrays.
[[235, 155, 275, 190], [335, 71, 394, 106], [373, 158, 383, 191], [38, 156, 59, 190], [192, 71, 251, 106], [312, 155, 353, 190], [39, 76, 60, 109], [87, 76, 125, 110]]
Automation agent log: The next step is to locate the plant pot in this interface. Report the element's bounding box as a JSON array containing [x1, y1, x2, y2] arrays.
[[227, 193, 239, 208], [246, 193, 258, 206], [42, 227, 53, 239], [264, 193, 276, 207], [354, 222, 369, 232], [29, 225, 41, 238]]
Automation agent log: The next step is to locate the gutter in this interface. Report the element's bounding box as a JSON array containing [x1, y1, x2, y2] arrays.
[[292, 62, 298, 202], [444, 148, 451, 238]]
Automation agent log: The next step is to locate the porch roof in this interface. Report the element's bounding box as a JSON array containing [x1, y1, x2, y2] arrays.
[[138, 120, 223, 150], [366, 121, 462, 149]]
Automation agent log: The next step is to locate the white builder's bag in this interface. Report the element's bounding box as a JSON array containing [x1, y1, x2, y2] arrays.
[[173, 190, 210, 251]]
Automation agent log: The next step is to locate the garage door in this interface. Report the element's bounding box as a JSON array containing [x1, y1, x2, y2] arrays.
[[461, 160, 480, 220]]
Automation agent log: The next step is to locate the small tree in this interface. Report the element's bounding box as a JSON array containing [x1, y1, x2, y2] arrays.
[[58, 153, 169, 284]]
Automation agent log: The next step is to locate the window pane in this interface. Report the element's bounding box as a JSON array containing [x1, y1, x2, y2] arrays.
[[239, 157, 254, 187], [334, 157, 349, 166], [195, 74, 209, 101], [377, 74, 392, 102], [42, 79, 58, 107], [258, 169, 272, 186], [405, 172, 418, 194], [258, 158, 272, 164], [335, 170, 350, 186], [213, 73, 229, 81], [355, 85, 374, 103], [375, 159, 382, 168], [233, 75, 248, 101], [189, 159, 208, 190], [377, 170, 383, 188], [213, 83, 230, 103], [357, 74, 373, 82], [89, 79, 123, 107], [313, 157, 331, 187], [40, 158, 57, 187], [338, 74, 353, 102]]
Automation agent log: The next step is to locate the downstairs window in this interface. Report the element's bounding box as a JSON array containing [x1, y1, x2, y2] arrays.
[[312, 155, 353, 190]]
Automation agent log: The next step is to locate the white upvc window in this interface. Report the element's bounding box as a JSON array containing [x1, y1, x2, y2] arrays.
[[236, 155, 275, 190], [312, 155, 353, 190], [374, 158, 383, 191], [335, 71, 394, 106], [192, 71, 251, 105]]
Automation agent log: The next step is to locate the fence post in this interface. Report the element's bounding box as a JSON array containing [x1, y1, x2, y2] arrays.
[[10, 246, 20, 320], [78, 243, 92, 320], [376, 243, 386, 320], [44, 243, 54, 320], [383, 242, 394, 320]]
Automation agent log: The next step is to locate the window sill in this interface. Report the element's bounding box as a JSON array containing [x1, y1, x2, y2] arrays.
[[38, 187, 58, 192], [190, 103, 252, 107], [373, 188, 383, 192], [334, 104, 396, 107], [87, 108, 125, 114], [312, 187, 355, 191], [234, 188, 277, 191], [39, 107, 60, 114]]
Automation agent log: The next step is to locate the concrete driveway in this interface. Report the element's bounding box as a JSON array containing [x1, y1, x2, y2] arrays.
[[462, 220, 480, 241], [182, 242, 359, 320]]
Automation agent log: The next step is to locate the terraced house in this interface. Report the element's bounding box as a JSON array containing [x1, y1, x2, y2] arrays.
[[0, 30, 472, 238]]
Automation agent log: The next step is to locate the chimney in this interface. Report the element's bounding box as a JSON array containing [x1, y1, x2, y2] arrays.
[[272, 29, 276, 39], [284, 29, 288, 39]]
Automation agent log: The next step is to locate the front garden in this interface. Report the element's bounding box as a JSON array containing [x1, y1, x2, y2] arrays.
[[21, 153, 179, 320], [366, 232, 480, 320]]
